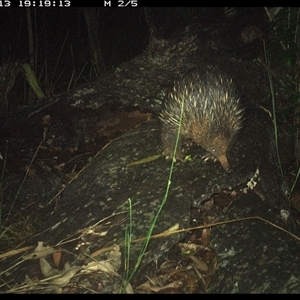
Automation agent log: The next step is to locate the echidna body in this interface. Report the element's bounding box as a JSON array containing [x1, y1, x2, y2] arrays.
[[159, 67, 244, 172]]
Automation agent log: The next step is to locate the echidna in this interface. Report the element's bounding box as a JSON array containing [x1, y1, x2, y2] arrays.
[[159, 66, 244, 172]]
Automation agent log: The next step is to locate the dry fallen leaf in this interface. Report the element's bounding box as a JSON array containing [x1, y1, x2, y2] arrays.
[[189, 255, 208, 272], [23, 241, 57, 260], [200, 227, 211, 245], [53, 251, 62, 268], [83, 244, 121, 276]]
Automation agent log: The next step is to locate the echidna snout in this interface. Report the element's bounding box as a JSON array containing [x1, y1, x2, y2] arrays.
[[216, 154, 230, 172]]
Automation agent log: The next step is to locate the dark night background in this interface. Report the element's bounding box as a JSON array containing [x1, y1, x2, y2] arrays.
[[0, 7, 149, 108]]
